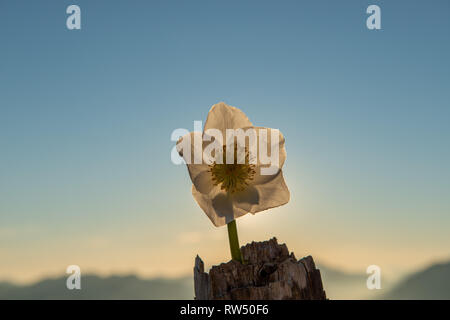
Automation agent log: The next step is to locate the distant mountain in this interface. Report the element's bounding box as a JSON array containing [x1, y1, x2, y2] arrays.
[[4, 261, 448, 300], [0, 274, 194, 300], [0, 265, 375, 300], [383, 261, 450, 300]]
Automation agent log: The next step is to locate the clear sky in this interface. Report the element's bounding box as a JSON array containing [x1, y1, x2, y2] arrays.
[[1, 0, 449, 283]]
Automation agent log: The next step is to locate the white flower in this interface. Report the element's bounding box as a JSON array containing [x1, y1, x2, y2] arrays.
[[177, 102, 290, 227]]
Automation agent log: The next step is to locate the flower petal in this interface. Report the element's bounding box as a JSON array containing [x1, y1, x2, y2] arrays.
[[233, 170, 290, 214], [204, 102, 253, 137], [231, 186, 260, 212], [177, 132, 213, 194], [192, 185, 248, 227], [193, 170, 215, 194], [242, 126, 287, 186]]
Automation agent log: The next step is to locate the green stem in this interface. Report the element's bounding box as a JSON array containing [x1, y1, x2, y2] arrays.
[[227, 220, 242, 263]]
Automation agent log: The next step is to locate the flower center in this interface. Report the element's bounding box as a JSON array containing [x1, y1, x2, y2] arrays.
[[209, 145, 256, 194]]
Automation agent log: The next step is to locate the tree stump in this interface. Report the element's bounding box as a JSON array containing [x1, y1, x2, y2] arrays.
[[194, 237, 327, 300]]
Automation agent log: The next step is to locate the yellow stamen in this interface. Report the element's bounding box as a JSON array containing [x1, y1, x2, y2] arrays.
[[209, 144, 256, 194]]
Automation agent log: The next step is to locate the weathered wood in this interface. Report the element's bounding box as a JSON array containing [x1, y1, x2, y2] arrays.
[[193, 237, 327, 300], [194, 255, 210, 300]]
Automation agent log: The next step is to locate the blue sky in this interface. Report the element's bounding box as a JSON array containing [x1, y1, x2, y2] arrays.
[[0, 0, 449, 282]]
